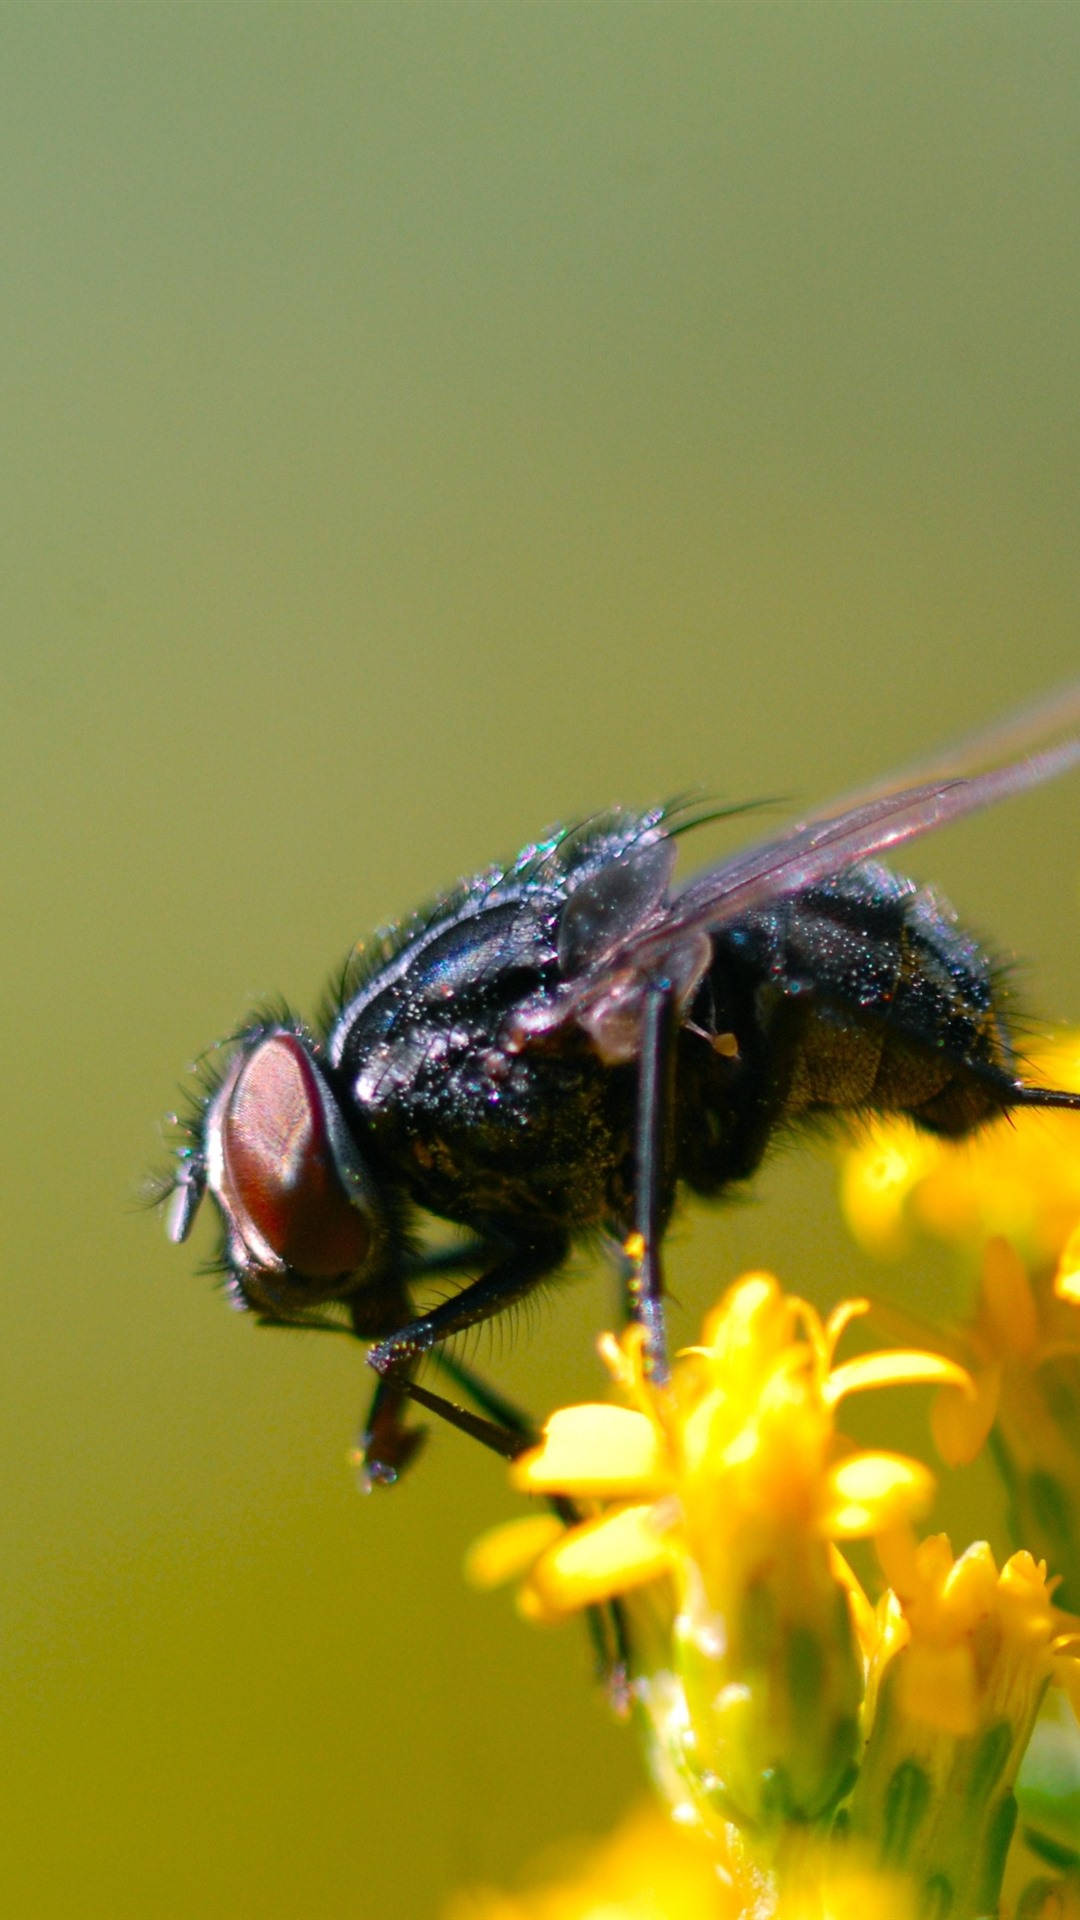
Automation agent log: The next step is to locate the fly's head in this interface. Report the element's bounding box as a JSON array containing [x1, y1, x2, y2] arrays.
[[164, 1020, 387, 1323]]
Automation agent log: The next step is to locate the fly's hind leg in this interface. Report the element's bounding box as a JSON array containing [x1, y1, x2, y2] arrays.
[[355, 1363, 534, 1487]]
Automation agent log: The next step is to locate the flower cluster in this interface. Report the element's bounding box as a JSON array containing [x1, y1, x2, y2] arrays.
[[471, 1279, 961, 1832], [841, 1036, 1080, 1296], [842, 1035, 1080, 1611], [453, 1035, 1080, 1920]]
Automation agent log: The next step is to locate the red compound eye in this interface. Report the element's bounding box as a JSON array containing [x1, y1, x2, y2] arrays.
[[215, 1032, 374, 1284]]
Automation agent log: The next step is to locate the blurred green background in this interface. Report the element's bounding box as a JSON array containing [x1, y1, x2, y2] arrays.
[[3, 7, 1080, 1916]]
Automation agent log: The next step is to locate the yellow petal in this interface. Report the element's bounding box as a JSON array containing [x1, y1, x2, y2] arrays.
[[825, 1349, 973, 1407], [931, 1365, 1000, 1467], [875, 1522, 925, 1597], [829, 1547, 878, 1648], [464, 1514, 566, 1589], [823, 1452, 936, 1537], [823, 1296, 871, 1355], [524, 1503, 674, 1614], [510, 1404, 668, 1496], [981, 1235, 1039, 1353], [938, 1539, 1000, 1625]]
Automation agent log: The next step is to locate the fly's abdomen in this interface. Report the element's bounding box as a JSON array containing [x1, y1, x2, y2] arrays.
[[768, 863, 1016, 1136]]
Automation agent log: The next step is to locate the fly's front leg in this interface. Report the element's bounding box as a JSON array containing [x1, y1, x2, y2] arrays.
[[623, 981, 678, 1384], [354, 1356, 534, 1492], [354, 1373, 428, 1488], [388, 1346, 543, 1463], [356, 1233, 567, 1486]]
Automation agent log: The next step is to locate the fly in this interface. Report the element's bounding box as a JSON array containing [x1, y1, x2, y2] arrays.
[[163, 686, 1080, 1483]]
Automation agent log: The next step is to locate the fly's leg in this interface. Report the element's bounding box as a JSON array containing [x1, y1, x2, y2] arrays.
[[252, 1276, 533, 1484], [367, 1234, 566, 1374], [355, 1373, 428, 1487], [356, 1364, 531, 1482], [390, 1355, 537, 1463], [432, 1345, 541, 1444], [623, 982, 678, 1384], [353, 1345, 533, 1487], [351, 1260, 630, 1692], [357, 1235, 566, 1484], [1009, 1082, 1080, 1113]]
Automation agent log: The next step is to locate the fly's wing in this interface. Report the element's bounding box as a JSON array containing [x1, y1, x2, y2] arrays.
[[506, 698, 1080, 1063], [668, 737, 1080, 949], [811, 676, 1080, 818]]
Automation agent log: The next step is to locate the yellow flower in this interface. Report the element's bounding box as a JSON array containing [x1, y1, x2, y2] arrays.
[[847, 1532, 1080, 1917], [470, 1275, 969, 1840], [839, 1034, 1080, 1292], [839, 1036, 1080, 1613], [919, 1237, 1080, 1614], [501, 1279, 962, 1615]]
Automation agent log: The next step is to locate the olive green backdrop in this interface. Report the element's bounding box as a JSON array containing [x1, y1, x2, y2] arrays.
[[3, 7, 1079, 1917]]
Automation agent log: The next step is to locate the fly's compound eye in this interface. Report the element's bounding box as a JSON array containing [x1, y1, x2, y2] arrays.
[[202, 1030, 382, 1315]]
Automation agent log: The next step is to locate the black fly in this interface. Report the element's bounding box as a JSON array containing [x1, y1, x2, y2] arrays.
[[164, 692, 1080, 1484]]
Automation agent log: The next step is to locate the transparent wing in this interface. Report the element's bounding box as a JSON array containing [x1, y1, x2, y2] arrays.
[[805, 676, 1080, 817], [653, 737, 1079, 962], [507, 684, 1080, 1061]]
